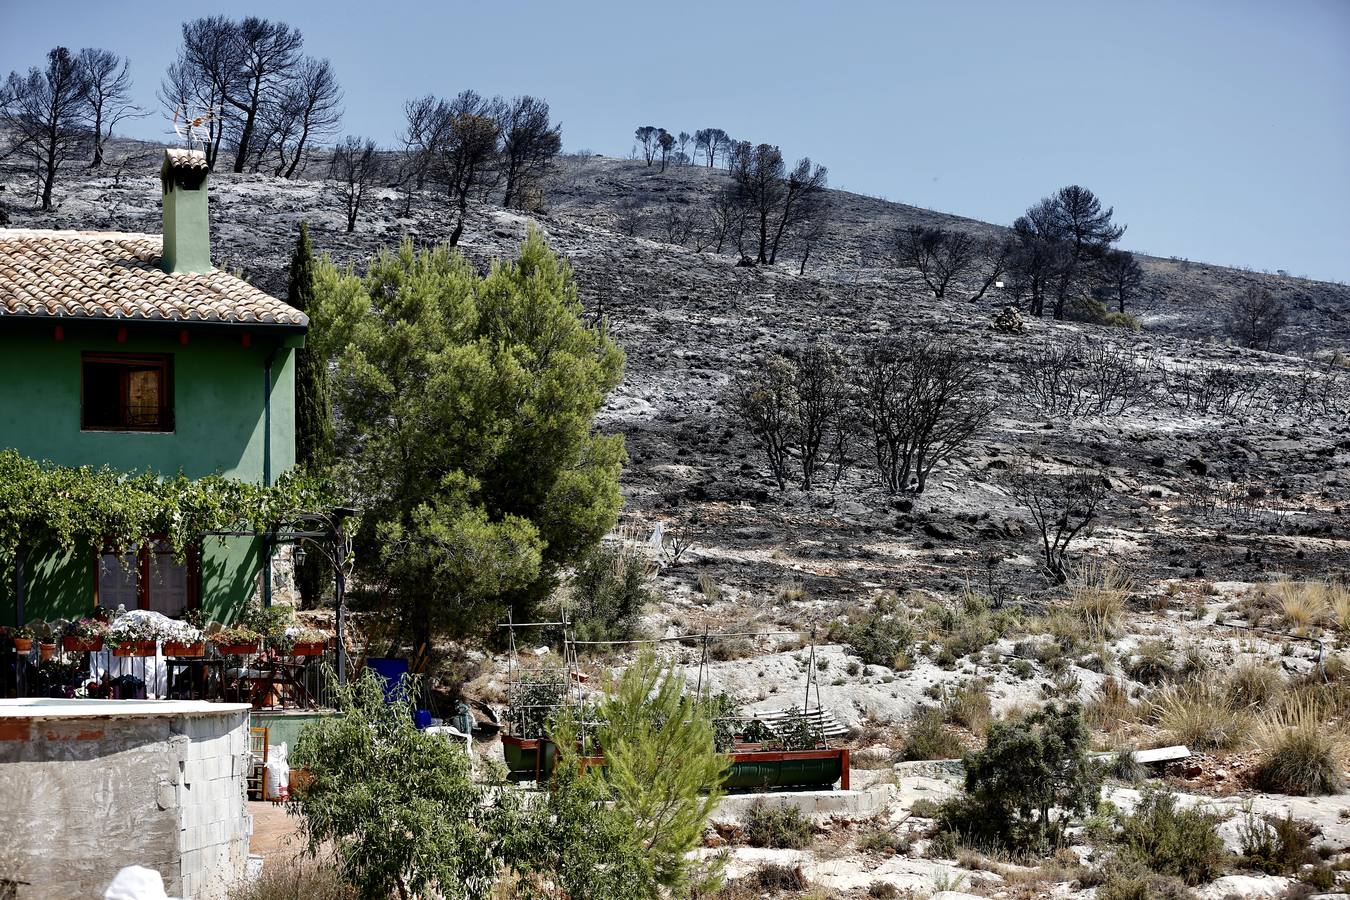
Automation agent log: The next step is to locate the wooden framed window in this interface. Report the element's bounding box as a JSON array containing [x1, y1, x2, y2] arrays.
[[81, 352, 174, 432], [94, 539, 199, 617]]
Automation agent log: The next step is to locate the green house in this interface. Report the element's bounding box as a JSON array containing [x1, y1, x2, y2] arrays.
[[0, 148, 308, 625]]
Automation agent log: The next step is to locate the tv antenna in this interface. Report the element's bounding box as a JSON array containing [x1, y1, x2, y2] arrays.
[[171, 106, 215, 151]]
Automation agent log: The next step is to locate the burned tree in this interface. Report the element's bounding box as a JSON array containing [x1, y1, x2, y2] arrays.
[[967, 237, 1014, 303], [224, 17, 304, 173], [854, 338, 995, 494], [77, 48, 142, 168], [250, 56, 343, 178], [1005, 468, 1108, 582], [1008, 185, 1125, 319], [1226, 286, 1288, 352], [330, 136, 382, 232], [497, 95, 561, 209], [676, 131, 692, 163], [732, 346, 848, 491], [1097, 249, 1143, 315], [435, 90, 502, 246], [888, 225, 978, 301], [2, 47, 88, 210], [657, 128, 675, 171], [693, 127, 729, 167], [635, 125, 659, 166], [394, 94, 450, 214], [728, 142, 828, 265]]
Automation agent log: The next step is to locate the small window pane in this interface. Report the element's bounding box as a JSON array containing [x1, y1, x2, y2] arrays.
[[148, 543, 189, 617], [98, 553, 139, 610]]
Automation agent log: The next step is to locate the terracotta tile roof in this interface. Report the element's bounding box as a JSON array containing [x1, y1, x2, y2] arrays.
[[164, 148, 211, 172], [0, 229, 308, 328]]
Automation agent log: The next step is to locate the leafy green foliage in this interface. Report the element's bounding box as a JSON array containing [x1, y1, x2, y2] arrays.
[[508, 673, 567, 739], [843, 597, 914, 668], [1237, 811, 1316, 875], [939, 704, 1103, 852], [311, 229, 625, 640], [0, 450, 325, 580], [594, 654, 729, 895], [569, 541, 654, 643], [744, 800, 814, 849], [289, 223, 336, 609], [901, 705, 965, 761], [290, 670, 509, 899], [503, 718, 653, 900], [1112, 788, 1226, 885]]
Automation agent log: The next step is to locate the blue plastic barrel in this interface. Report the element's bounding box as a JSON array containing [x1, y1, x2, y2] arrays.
[[365, 657, 411, 703]]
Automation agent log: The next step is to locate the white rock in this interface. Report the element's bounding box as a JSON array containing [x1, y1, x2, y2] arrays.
[[1198, 875, 1292, 899]]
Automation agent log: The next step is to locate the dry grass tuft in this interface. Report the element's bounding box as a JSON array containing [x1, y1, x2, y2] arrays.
[[1069, 560, 1132, 642], [227, 862, 354, 900], [1251, 692, 1347, 796], [1225, 660, 1285, 711], [1271, 579, 1331, 632], [1085, 676, 1137, 731], [1153, 679, 1251, 750]]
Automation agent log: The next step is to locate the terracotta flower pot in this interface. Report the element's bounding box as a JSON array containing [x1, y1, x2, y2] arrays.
[[12, 637, 33, 653], [163, 641, 205, 657], [289, 640, 327, 657], [63, 635, 104, 653], [39, 643, 56, 661], [213, 642, 259, 656], [113, 640, 157, 657]]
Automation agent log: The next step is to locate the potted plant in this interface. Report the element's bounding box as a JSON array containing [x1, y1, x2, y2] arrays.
[[10, 625, 35, 653], [62, 618, 107, 653], [161, 618, 206, 657], [240, 601, 294, 649], [209, 624, 262, 655], [34, 622, 57, 661], [285, 627, 330, 656], [107, 613, 158, 657]]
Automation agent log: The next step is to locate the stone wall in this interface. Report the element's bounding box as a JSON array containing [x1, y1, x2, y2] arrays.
[[0, 700, 252, 899]]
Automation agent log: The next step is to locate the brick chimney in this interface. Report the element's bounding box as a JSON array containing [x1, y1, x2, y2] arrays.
[[160, 148, 212, 274]]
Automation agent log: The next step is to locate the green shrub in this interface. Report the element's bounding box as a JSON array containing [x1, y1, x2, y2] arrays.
[[858, 828, 910, 855], [845, 606, 914, 669], [1301, 865, 1335, 891], [1113, 788, 1226, 885], [925, 830, 959, 859], [570, 541, 655, 643], [943, 681, 992, 735], [901, 705, 964, 761], [744, 800, 814, 849], [1237, 810, 1316, 875], [908, 797, 942, 819], [291, 671, 501, 899], [938, 705, 1103, 853]]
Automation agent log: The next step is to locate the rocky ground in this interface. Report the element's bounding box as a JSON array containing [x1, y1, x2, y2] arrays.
[[5, 145, 1350, 898]]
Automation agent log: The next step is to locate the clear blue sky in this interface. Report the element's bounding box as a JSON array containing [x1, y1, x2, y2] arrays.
[[4, 0, 1348, 281]]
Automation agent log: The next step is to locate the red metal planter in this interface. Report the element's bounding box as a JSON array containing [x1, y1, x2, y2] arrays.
[[288, 641, 327, 657], [62, 636, 104, 653], [163, 641, 205, 657], [213, 642, 259, 656], [113, 641, 157, 657]]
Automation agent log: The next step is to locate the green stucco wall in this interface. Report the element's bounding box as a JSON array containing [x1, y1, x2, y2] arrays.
[[0, 322, 295, 482], [0, 321, 297, 624]]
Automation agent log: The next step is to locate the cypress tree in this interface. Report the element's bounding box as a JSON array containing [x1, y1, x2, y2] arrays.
[[287, 222, 334, 608]]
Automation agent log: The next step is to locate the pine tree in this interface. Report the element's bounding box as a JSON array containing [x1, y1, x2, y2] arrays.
[[287, 222, 334, 608], [595, 653, 729, 895]]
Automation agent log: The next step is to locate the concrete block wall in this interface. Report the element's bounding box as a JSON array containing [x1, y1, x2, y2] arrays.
[[0, 701, 252, 899], [173, 713, 251, 899]]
